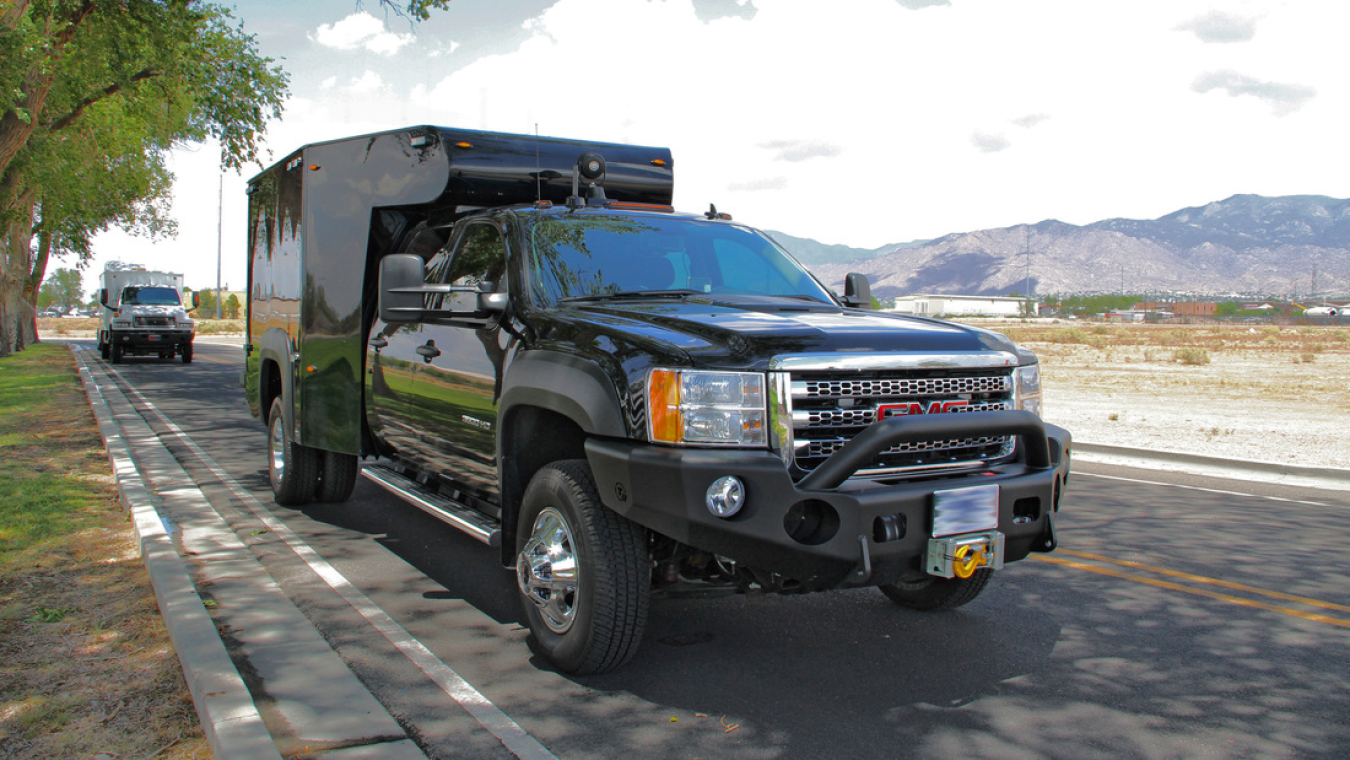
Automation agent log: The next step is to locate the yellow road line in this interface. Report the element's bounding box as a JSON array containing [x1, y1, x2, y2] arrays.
[[1033, 555, 1350, 629], [1056, 548, 1350, 615]]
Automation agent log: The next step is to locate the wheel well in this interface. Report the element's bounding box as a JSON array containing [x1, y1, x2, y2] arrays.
[[260, 359, 282, 423], [499, 405, 589, 565]]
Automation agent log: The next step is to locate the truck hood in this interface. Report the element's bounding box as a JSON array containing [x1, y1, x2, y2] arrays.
[[553, 296, 1020, 368]]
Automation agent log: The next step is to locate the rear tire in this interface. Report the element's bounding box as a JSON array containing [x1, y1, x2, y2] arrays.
[[315, 450, 360, 503], [879, 570, 994, 611], [515, 460, 649, 675], [268, 397, 319, 505]]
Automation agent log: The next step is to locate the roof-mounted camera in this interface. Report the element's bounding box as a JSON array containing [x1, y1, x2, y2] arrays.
[[568, 151, 609, 209]]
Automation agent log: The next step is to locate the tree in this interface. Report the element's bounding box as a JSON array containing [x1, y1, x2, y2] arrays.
[[38, 266, 81, 312], [223, 292, 240, 319], [1, 1, 451, 354], [1, 1, 290, 354], [194, 288, 216, 317]]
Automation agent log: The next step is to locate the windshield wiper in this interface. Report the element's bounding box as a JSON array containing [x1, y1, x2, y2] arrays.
[[559, 289, 703, 303]]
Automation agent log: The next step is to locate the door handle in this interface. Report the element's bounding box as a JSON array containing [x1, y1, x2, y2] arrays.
[[416, 342, 441, 361], [369, 335, 388, 349]]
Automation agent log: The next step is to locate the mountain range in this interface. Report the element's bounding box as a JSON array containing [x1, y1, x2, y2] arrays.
[[781, 194, 1350, 300]]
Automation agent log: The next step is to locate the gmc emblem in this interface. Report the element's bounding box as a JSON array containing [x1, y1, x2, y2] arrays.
[[877, 400, 968, 420]]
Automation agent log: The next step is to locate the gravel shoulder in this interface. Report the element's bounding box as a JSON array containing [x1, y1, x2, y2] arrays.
[[1014, 325, 1350, 471]]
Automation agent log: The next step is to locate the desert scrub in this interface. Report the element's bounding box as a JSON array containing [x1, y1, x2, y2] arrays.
[[1175, 347, 1211, 365]]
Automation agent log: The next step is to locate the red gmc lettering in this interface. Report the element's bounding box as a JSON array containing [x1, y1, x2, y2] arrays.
[[877, 400, 968, 419]]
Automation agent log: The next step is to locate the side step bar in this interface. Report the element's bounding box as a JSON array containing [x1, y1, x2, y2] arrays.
[[362, 464, 502, 547]]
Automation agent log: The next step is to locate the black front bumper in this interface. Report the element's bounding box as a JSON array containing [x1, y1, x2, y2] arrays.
[[586, 411, 1071, 590], [111, 330, 193, 351]]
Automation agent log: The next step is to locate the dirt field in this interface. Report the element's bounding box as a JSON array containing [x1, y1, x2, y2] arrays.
[[990, 322, 1350, 470]]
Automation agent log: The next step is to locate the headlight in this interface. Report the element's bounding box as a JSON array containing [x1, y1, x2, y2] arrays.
[[1012, 363, 1042, 418], [112, 318, 132, 328], [648, 368, 766, 446]]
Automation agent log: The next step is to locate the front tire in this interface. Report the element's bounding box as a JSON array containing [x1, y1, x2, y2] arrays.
[[268, 397, 319, 505], [110, 342, 123, 364], [879, 570, 994, 611], [515, 461, 649, 675], [181, 343, 193, 364], [315, 450, 360, 503]]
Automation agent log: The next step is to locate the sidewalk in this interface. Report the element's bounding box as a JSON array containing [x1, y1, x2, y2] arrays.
[[72, 344, 425, 759]]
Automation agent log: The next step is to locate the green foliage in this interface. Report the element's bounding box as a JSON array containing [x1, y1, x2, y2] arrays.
[[1055, 294, 1142, 315], [381, 0, 455, 21], [223, 293, 241, 319], [193, 288, 216, 315], [1, 1, 290, 354], [38, 267, 82, 312]]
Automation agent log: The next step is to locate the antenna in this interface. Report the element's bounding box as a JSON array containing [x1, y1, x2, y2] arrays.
[[534, 123, 541, 202]]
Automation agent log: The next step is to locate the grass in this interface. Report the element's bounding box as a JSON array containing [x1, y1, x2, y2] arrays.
[[0, 343, 206, 758]]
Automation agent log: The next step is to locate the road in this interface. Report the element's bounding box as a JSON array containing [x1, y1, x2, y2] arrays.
[[82, 339, 1350, 759]]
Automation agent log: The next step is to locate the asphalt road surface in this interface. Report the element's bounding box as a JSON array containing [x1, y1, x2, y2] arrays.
[[81, 339, 1350, 759]]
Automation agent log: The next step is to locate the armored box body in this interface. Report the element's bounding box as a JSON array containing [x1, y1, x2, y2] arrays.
[[245, 126, 674, 454]]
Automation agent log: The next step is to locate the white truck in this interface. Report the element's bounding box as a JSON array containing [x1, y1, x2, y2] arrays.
[[97, 263, 197, 364]]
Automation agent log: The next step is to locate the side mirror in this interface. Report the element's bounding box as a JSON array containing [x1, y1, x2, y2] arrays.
[[99, 288, 108, 306], [476, 281, 508, 313], [379, 254, 426, 323], [842, 272, 872, 309], [192, 292, 201, 309]]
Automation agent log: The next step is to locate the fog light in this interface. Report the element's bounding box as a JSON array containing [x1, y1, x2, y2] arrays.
[[706, 476, 745, 518]]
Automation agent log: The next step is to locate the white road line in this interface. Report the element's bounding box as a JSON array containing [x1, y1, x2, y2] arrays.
[[1075, 471, 1339, 508], [113, 378, 557, 760]]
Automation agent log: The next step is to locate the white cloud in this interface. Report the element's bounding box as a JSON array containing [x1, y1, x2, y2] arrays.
[[346, 70, 387, 96], [1192, 70, 1316, 116], [971, 132, 1011, 153], [1176, 11, 1258, 43], [759, 140, 842, 162], [320, 76, 337, 90], [310, 12, 414, 56]]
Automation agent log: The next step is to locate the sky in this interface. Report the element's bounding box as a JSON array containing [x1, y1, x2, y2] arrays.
[[83, 0, 1350, 293]]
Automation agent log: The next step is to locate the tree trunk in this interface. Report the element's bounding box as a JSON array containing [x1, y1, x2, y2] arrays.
[[0, 186, 37, 356], [22, 229, 52, 344]]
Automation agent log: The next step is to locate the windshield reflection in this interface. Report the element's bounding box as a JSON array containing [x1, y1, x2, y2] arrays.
[[528, 214, 834, 305]]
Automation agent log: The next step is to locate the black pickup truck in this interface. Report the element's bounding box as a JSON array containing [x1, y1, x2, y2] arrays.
[[245, 126, 1071, 675]]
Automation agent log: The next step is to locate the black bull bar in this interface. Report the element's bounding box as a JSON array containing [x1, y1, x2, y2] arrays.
[[795, 409, 1052, 490]]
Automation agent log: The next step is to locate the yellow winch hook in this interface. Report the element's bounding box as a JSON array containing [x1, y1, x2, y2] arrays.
[[952, 544, 986, 579]]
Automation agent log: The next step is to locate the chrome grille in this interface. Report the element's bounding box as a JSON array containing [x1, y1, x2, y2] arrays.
[[799, 375, 1009, 399], [787, 368, 1016, 477], [134, 316, 172, 327]]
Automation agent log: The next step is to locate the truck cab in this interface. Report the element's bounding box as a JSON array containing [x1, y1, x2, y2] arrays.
[[98, 264, 196, 364]]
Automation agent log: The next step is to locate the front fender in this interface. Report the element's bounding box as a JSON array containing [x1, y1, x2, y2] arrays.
[[499, 350, 628, 438]]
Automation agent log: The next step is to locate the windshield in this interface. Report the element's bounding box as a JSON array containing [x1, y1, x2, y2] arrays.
[[528, 214, 835, 305], [122, 286, 181, 306]]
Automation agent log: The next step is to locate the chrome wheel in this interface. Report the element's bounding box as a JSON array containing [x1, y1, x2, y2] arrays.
[[268, 409, 287, 490], [517, 507, 580, 634]]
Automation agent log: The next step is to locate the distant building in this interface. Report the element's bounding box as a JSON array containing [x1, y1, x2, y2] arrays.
[[1132, 301, 1216, 317], [889, 294, 1033, 318]]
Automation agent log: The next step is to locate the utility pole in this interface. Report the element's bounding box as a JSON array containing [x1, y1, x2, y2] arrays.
[[216, 170, 223, 319], [1024, 225, 1031, 316]]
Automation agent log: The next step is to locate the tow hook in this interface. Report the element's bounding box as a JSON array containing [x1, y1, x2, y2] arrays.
[[925, 532, 1006, 579]]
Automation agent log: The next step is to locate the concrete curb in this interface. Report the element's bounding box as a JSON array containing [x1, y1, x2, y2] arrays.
[[74, 349, 283, 760], [1072, 441, 1350, 492]]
